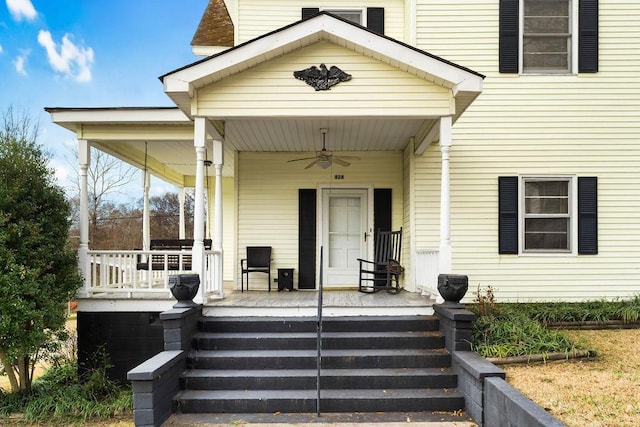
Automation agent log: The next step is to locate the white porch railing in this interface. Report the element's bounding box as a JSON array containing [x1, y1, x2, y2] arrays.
[[415, 248, 440, 298], [82, 249, 222, 300], [204, 249, 224, 299]]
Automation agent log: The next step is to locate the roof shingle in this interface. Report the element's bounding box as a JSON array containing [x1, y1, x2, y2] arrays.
[[191, 0, 234, 47]]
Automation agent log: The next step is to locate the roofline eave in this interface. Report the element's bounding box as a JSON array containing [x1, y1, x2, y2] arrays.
[[161, 13, 484, 102]]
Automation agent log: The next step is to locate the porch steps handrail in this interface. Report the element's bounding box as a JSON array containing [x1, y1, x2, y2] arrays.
[[317, 246, 324, 417]]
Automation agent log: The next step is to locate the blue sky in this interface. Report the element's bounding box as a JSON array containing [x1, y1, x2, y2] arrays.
[[0, 0, 209, 200]]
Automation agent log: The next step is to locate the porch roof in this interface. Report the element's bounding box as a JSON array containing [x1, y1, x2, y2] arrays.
[[45, 12, 485, 186], [162, 12, 484, 121]]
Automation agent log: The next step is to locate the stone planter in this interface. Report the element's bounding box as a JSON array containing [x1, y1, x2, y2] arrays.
[[169, 274, 200, 308], [437, 274, 469, 308]]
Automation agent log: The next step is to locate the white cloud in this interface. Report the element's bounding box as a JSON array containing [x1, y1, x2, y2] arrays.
[[51, 158, 70, 183], [13, 49, 29, 75], [0, 44, 3, 54], [37, 30, 94, 83], [6, 0, 37, 21]]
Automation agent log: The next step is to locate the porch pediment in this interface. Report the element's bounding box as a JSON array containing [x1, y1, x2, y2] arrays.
[[161, 12, 484, 122], [194, 40, 455, 120]]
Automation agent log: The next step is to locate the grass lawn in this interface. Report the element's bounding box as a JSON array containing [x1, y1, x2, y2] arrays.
[[503, 329, 640, 427]]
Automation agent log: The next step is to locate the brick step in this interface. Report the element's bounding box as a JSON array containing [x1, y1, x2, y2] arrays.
[[187, 348, 452, 370], [181, 367, 458, 390], [174, 388, 464, 414], [192, 330, 445, 351]]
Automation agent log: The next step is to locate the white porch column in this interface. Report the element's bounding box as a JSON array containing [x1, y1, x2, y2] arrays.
[[213, 138, 224, 298], [78, 139, 90, 296], [142, 171, 151, 251], [192, 117, 207, 303], [178, 187, 186, 240], [439, 116, 453, 276]]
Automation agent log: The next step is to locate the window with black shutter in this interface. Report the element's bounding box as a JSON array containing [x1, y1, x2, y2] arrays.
[[498, 176, 598, 255], [499, 0, 598, 74], [301, 8, 385, 34]]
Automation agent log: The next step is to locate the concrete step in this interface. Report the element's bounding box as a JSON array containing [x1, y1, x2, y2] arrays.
[[181, 367, 458, 390], [198, 315, 440, 333], [192, 330, 445, 351], [176, 315, 462, 415], [174, 388, 464, 414], [187, 348, 452, 370]]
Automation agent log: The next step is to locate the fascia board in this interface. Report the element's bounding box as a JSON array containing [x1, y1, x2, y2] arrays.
[[163, 24, 324, 94], [47, 108, 191, 125], [320, 19, 483, 93]]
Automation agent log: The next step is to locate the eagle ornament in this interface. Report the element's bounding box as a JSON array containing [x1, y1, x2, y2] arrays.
[[293, 64, 352, 91]]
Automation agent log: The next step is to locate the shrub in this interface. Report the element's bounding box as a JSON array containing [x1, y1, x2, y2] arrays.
[[0, 360, 132, 424]]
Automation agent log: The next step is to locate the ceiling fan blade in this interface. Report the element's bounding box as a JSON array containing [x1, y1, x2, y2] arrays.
[[304, 160, 318, 169], [332, 158, 351, 167], [288, 157, 317, 162], [334, 155, 360, 160]]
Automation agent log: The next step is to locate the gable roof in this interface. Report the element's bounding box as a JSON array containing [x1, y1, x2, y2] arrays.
[[191, 0, 234, 48], [162, 12, 484, 116]]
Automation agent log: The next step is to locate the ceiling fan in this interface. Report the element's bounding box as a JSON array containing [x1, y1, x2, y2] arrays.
[[288, 128, 360, 169]]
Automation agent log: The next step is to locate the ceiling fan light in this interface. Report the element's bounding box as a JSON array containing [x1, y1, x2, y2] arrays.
[[317, 159, 331, 169]]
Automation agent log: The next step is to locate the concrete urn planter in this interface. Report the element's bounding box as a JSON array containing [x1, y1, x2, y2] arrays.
[[169, 274, 200, 308], [437, 274, 469, 308]]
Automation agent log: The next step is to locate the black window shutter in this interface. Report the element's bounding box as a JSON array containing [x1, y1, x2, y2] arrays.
[[578, 0, 599, 73], [499, 0, 519, 73], [367, 8, 385, 34], [302, 8, 320, 20], [578, 177, 598, 254], [498, 176, 519, 254], [374, 188, 392, 234], [298, 189, 317, 289]]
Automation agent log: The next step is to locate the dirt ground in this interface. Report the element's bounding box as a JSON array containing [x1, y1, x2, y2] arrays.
[[503, 329, 640, 427]]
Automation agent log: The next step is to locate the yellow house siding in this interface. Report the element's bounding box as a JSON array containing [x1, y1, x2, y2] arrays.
[[236, 151, 403, 290], [413, 149, 442, 250], [409, 1, 640, 301], [415, 1, 497, 72], [237, 1, 406, 44], [195, 41, 453, 118]]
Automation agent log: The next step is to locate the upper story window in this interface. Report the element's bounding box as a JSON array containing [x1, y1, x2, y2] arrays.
[[499, 0, 598, 74], [301, 8, 385, 35], [522, 0, 572, 73], [326, 10, 363, 25]]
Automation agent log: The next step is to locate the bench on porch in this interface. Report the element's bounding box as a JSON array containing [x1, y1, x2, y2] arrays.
[[136, 239, 212, 271]]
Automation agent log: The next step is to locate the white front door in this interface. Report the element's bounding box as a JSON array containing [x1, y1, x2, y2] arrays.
[[321, 188, 370, 286]]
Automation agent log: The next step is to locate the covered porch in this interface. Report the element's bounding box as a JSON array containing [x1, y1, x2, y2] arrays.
[[47, 13, 483, 308]]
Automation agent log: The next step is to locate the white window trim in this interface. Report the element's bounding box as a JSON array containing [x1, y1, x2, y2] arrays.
[[518, 0, 579, 75], [518, 175, 578, 256]]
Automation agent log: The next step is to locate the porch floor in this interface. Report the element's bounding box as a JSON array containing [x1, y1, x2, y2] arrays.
[[203, 289, 436, 317]]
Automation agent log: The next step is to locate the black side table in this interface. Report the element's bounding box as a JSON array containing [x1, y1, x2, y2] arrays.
[[277, 268, 294, 291]]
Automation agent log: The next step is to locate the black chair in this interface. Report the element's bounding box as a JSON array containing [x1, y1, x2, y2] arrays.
[[357, 228, 403, 294], [240, 246, 272, 292]]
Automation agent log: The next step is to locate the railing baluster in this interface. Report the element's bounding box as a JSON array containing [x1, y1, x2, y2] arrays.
[[83, 249, 221, 298]]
